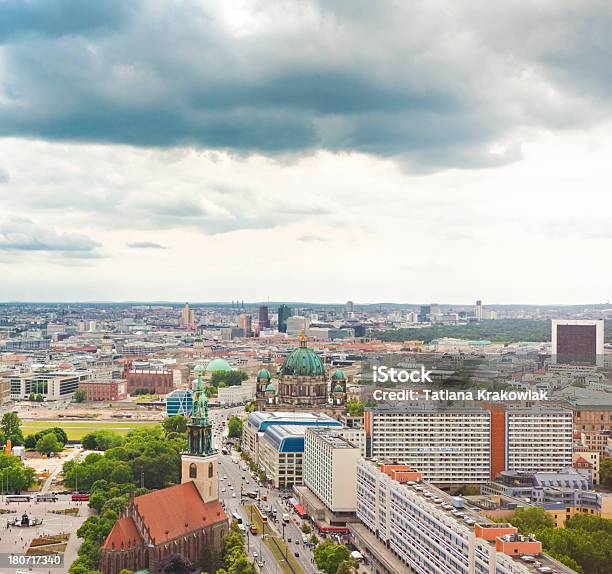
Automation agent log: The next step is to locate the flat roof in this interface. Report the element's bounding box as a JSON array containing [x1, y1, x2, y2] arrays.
[[306, 427, 358, 449]]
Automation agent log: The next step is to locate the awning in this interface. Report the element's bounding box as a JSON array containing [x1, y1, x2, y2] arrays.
[[292, 502, 308, 517]]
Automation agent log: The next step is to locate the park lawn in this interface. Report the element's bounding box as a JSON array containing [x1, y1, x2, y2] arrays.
[[21, 419, 159, 440]]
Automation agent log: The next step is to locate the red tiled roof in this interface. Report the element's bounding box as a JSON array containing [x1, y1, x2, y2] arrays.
[[133, 481, 227, 544], [102, 516, 143, 551]]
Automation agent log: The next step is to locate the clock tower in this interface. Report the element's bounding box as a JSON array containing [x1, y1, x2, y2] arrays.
[[181, 365, 219, 503]]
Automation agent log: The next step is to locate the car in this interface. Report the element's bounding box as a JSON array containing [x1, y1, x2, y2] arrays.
[[253, 551, 258, 558], [288, 538, 292, 543], [221, 488, 226, 493], [294, 551, 299, 558], [258, 561, 264, 567], [232, 493, 236, 498]]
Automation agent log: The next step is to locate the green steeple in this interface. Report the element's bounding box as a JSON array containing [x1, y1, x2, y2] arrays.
[[187, 369, 214, 456]]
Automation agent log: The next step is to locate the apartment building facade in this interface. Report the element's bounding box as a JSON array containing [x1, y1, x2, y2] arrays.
[[354, 459, 576, 574], [364, 404, 574, 484]]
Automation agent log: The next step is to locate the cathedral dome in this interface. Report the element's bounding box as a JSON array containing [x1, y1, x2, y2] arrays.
[[333, 384, 344, 393], [205, 358, 232, 372], [279, 335, 325, 378], [257, 369, 271, 381], [331, 368, 346, 381]]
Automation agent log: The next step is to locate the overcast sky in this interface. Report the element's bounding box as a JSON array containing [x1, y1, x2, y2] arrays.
[[1, 0, 611, 304]]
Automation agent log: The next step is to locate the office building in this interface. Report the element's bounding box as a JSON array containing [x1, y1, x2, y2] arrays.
[[568, 398, 612, 432], [277, 304, 292, 333], [239, 313, 253, 337], [475, 300, 483, 321], [78, 379, 127, 401], [285, 315, 309, 336], [166, 389, 194, 417], [258, 305, 270, 329], [242, 411, 342, 470], [551, 319, 604, 366], [180, 302, 196, 329], [353, 459, 576, 574], [303, 428, 361, 514], [10, 371, 89, 400], [217, 381, 256, 405]]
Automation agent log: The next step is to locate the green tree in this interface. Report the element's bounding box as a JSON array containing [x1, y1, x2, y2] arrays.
[[0, 452, 36, 491], [244, 401, 255, 413], [36, 432, 63, 456], [82, 430, 124, 451], [210, 370, 248, 387], [600, 458, 612, 490], [162, 415, 188, 435], [1, 412, 24, 446], [227, 416, 243, 439], [314, 541, 352, 574], [508, 506, 555, 534], [346, 400, 364, 416], [74, 389, 86, 403]]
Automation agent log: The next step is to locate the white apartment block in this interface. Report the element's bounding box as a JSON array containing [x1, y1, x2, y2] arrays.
[[506, 408, 573, 473], [366, 405, 491, 484], [304, 428, 361, 513], [355, 459, 576, 574]]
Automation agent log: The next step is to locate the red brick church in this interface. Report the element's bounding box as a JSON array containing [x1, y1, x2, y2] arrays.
[[100, 369, 229, 573]]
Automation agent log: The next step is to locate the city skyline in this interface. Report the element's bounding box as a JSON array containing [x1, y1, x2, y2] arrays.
[[1, 1, 611, 303]]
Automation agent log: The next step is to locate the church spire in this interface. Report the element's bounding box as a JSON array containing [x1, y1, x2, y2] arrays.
[[187, 367, 213, 456]]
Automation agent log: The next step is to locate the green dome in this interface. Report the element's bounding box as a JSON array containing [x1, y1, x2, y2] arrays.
[[279, 336, 325, 378], [333, 384, 344, 393], [331, 369, 346, 380], [205, 358, 232, 372], [257, 369, 271, 381], [194, 364, 207, 373], [265, 382, 276, 392]]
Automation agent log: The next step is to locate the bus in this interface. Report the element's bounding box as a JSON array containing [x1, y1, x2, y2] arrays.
[[5, 495, 32, 503], [36, 494, 58, 502], [231, 512, 243, 525], [71, 494, 89, 502]]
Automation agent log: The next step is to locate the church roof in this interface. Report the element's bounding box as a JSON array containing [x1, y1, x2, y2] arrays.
[[102, 516, 143, 551], [279, 336, 325, 378], [102, 481, 227, 550]]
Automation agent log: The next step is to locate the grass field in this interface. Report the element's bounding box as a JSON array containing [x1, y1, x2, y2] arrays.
[[21, 419, 159, 440]]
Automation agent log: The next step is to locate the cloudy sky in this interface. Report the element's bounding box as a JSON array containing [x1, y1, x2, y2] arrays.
[[0, 0, 611, 304]]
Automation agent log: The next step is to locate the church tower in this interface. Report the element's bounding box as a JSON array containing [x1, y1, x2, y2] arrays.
[[181, 365, 219, 503]]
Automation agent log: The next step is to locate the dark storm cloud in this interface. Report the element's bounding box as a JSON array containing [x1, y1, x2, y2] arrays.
[[0, 0, 133, 41], [0, 1, 610, 169]]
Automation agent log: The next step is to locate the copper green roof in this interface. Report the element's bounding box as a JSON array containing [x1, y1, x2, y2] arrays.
[[257, 368, 271, 381], [331, 368, 346, 380], [205, 357, 232, 372], [266, 382, 276, 392], [279, 336, 325, 378], [333, 384, 344, 392]]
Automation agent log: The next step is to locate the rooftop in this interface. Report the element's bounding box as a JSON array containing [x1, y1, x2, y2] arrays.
[[306, 427, 358, 449]]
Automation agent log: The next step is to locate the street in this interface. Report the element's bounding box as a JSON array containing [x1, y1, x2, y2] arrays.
[[213, 410, 319, 574]]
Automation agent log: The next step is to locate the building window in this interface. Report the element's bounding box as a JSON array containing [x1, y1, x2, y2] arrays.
[[208, 462, 214, 478], [189, 463, 197, 478]]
